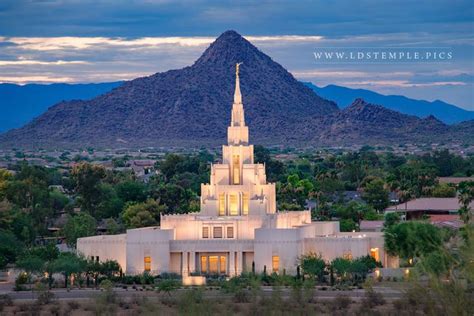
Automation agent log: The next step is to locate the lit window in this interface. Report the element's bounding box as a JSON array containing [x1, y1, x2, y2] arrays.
[[229, 194, 238, 215], [370, 248, 379, 262], [233, 155, 240, 184], [242, 193, 249, 215], [202, 227, 209, 239], [227, 226, 234, 238], [144, 256, 151, 272], [219, 193, 226, 216], [213, 226, 223, 238], [272, 256, 280, 273], [343, 252, 352, 260], [219, 256, 226, 274], [201, 256, 207, 273], [209, 256, 218, 274]]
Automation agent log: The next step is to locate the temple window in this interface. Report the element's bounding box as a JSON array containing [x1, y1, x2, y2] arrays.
[[343, 251, 353, 260], [209, 256, 219, 274], [144, 256, 151, 272], [242, 193, 249, 215], [370, 248, 379, 262], [213, 226, 223, 238], [218, 193, 226, 216], [227, 226, 234, 238], [272, 256, 280, 273], [219, 256, 227, 274], [202, 227, 209, 239], [233, 155, 240, 184], [229, 194, 239, 215], [201, 256, 207, 273]]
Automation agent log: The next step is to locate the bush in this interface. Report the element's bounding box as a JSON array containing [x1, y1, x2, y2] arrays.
[[14, 273, 28, 291], [0, 294, 13, 312], [334, 294, 351, 310], [233, 287, 250, 303], [156, 279, 180, 296], [67, 300, 80, 310], [362, 287, 385, 308], [49, 304, 61, 316], [35, 283, 56, 305]]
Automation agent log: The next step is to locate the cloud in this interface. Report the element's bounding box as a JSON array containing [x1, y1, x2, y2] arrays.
[[0, 60, 89, 66]]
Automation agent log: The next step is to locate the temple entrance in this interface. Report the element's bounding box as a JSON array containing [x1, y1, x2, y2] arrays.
[[199, 253, 227, 275]]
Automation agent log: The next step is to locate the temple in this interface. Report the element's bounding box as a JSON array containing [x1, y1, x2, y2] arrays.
[[77, 64, 398, 277]]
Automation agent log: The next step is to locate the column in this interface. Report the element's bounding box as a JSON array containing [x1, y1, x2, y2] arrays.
[[182, 252, 188, 276], [237, 251, 243, 275], [189, 251, 196, 274], [229, 251, 235, 277]]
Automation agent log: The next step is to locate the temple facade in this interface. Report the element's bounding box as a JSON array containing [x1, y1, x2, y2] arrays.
[[77, 64, 398, 276]]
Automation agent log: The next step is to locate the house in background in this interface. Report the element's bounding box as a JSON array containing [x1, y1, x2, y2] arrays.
[[385, 197, 471, 221]]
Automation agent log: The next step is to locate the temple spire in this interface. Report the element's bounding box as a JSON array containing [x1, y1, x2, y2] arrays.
[[234, 62, 242, 104], [228, 62, 249, 145]]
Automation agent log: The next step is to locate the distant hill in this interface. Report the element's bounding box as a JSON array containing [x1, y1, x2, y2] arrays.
[[0, 82, 123, 132], [0, 30, 472, 149], [306, 83, 474, 124], [312, 99, 460, 145]]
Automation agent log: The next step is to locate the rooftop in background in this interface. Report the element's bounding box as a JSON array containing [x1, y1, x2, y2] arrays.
[[360, 220, 384, 232], [386, 197, 473, 212], [428, 214, 463, 229], [438, 177, 474, 184]]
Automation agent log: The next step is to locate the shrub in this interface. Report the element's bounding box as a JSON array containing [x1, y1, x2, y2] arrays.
[[67, 300, 80, 310], [35, 283, 56, 305], [156, 279, 180, 296], [233, 287, 250, 303], [334, 294, 351, 310], [14, 273, 28, 291], [362, 287, 385, 308], [49, 304, 61, 316]]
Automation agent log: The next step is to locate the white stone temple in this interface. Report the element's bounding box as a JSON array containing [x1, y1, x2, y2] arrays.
[[77, 64, 398, 277]]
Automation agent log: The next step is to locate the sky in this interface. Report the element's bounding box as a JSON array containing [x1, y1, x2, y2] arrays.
[[0, 0, 473, 110]]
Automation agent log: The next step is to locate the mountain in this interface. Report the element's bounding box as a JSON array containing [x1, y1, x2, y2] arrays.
[[0, 30, 472, 149], [306, 83, 474, 124], [0, 30, 338, 149], [1, 73, 472, 135], [0, 82, 123, 132], [311, 99, 457, 145]]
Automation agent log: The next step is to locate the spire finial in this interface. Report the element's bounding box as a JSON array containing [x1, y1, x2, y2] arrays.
[[234, 62, 243, 104], [236, 62, 242, 77]]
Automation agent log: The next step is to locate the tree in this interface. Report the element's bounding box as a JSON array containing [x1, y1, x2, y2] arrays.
[[63, 213, 97, 247], [51, 253, 86, 288], [95, 183, 124, 219], [384, 221, 443, 259], [300, 252, 326, 281], [71, 163, 106, 215], [0, 229, 23, 269], [331, 258, 351, 282], [383, 212, 400, 230], [339, 219, 357, 232], [458, 181, 473, 225], [0, 169, 13, 200], [15, 243, 60, 289], [361, 177, 389, 212], [98, 260, 121, 279], [121, 199, 166, 228], [431, 183, 456, 198], [116, 180, 146, 203]]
